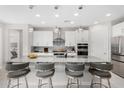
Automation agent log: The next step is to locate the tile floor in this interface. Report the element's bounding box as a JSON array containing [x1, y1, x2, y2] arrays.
[[0, 63, 124, 88]]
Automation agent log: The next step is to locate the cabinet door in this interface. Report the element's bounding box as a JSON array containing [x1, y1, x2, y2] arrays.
[[33, 31, 53, 46], [118, 62, 124, 77], [65, 31, 76, 46], [112, 60, 120, 75], [112, 60, 124, 78], [76, 30, 88, 43]]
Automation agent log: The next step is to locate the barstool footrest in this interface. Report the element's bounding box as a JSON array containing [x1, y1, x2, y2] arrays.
[[91, 83, 108, 88], [38, 83, 48, 87]]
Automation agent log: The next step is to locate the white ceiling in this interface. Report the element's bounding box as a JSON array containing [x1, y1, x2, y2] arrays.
[[0, 5, 124, 27]]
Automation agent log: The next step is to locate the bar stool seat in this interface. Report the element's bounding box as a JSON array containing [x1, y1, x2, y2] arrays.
[[65, 68, 83, 77], [89, 62, 113, 88], [36, 69, 55, 78], [7, 69, 30, 78], [89, 69, 111, 78], [35, 62, 55, 88], [65, 62, 85, 88], [6, 62, 30, 88]]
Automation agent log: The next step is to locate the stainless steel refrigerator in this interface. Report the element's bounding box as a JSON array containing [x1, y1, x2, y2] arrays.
[[111, 36, 124, 56]]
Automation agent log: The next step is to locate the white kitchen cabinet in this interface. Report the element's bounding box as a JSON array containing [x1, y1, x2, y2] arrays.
[[112, 22, 124, 37], [65, 31, 76, 46], [112, 60, 124, 78], [33, 31, 53, 46], [76, 30, 89, 43]]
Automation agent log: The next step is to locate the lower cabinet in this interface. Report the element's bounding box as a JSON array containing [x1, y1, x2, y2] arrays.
[[112, 60, 124, 78]]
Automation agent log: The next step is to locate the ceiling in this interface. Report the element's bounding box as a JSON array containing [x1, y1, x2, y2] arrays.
[[0, 5, 124, 27]]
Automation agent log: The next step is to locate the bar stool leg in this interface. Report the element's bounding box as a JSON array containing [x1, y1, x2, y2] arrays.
[[66, 78, 69, 88], [7, 78, 11, 88], [49, 78, 53, 88], [17, 78, 19, 88], [107, 78, 111, 88], [38, 79, 40, 88], [100, 78, 102, 88], [25, 76, 28, 88], [77, 78, 79, 88], [70, 78, 72, 88], [90, 75, 94, 88], [79, 78, 81, 87]]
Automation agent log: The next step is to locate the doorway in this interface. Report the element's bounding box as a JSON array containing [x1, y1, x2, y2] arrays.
[[8, 29, 22, 59]]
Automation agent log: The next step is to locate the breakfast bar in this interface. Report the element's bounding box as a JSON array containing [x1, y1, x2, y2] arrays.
[[9, 56, 105, 63]]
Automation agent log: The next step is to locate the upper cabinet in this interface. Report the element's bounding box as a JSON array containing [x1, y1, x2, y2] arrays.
[[65, 30, 89, 46], [112, 22, 124, 37], [76, 30, 89, 43], [65, 31, 76, 46], [32, 30, 89, 47], [33, 31, 53, 46]]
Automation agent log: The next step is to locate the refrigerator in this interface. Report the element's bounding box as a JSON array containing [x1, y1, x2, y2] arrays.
[[111, 36, 124, 56]]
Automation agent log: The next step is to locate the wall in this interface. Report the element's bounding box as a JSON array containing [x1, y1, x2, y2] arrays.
[[89, 22, 111, 62], [0, 26, 2, 68], [0, 23, 5, 68]]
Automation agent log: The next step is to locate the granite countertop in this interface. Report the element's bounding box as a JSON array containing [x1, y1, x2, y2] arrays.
[[10, 56, 104, 63], [112, 55, 124, 63]]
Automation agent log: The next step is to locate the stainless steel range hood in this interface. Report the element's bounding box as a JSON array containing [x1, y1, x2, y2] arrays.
[[53, 27, 65, 46], [53, 38, 65, 45], [53, 27, 66, 56]]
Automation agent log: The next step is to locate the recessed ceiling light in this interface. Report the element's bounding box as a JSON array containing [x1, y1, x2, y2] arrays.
[[74, 13, 79, 16], [106, 13, 112, 17], [41, 21, 45, 24], [94, 21, 99, 24], [55, 14, 60, 18], [35, 14, 40, 17], [70, 21, 74, 24]]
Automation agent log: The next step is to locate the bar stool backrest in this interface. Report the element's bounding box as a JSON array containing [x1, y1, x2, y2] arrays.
[[35, 62, 55, 71], [6, 62, 30, 71], [65, 62, 85, 71], [90, 62, 113, 71]]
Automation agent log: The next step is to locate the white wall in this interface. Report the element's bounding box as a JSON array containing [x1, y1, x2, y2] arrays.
[[0, 23, 5, 68], [89, 22, 111, 62], [0, 27, 2, 68]]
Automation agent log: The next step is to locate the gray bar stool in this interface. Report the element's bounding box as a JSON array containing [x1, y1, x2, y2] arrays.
[[35, 62, 55, 88], [65, 62, 85, 88], [89, 62, 113, 88], [6, 62, 30, 88]]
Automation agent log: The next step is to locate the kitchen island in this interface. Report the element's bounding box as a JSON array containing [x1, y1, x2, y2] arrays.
[[9, 56, 105, 63]]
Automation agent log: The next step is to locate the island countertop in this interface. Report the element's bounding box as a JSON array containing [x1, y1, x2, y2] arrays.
[[9, 56, 106, 63]]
